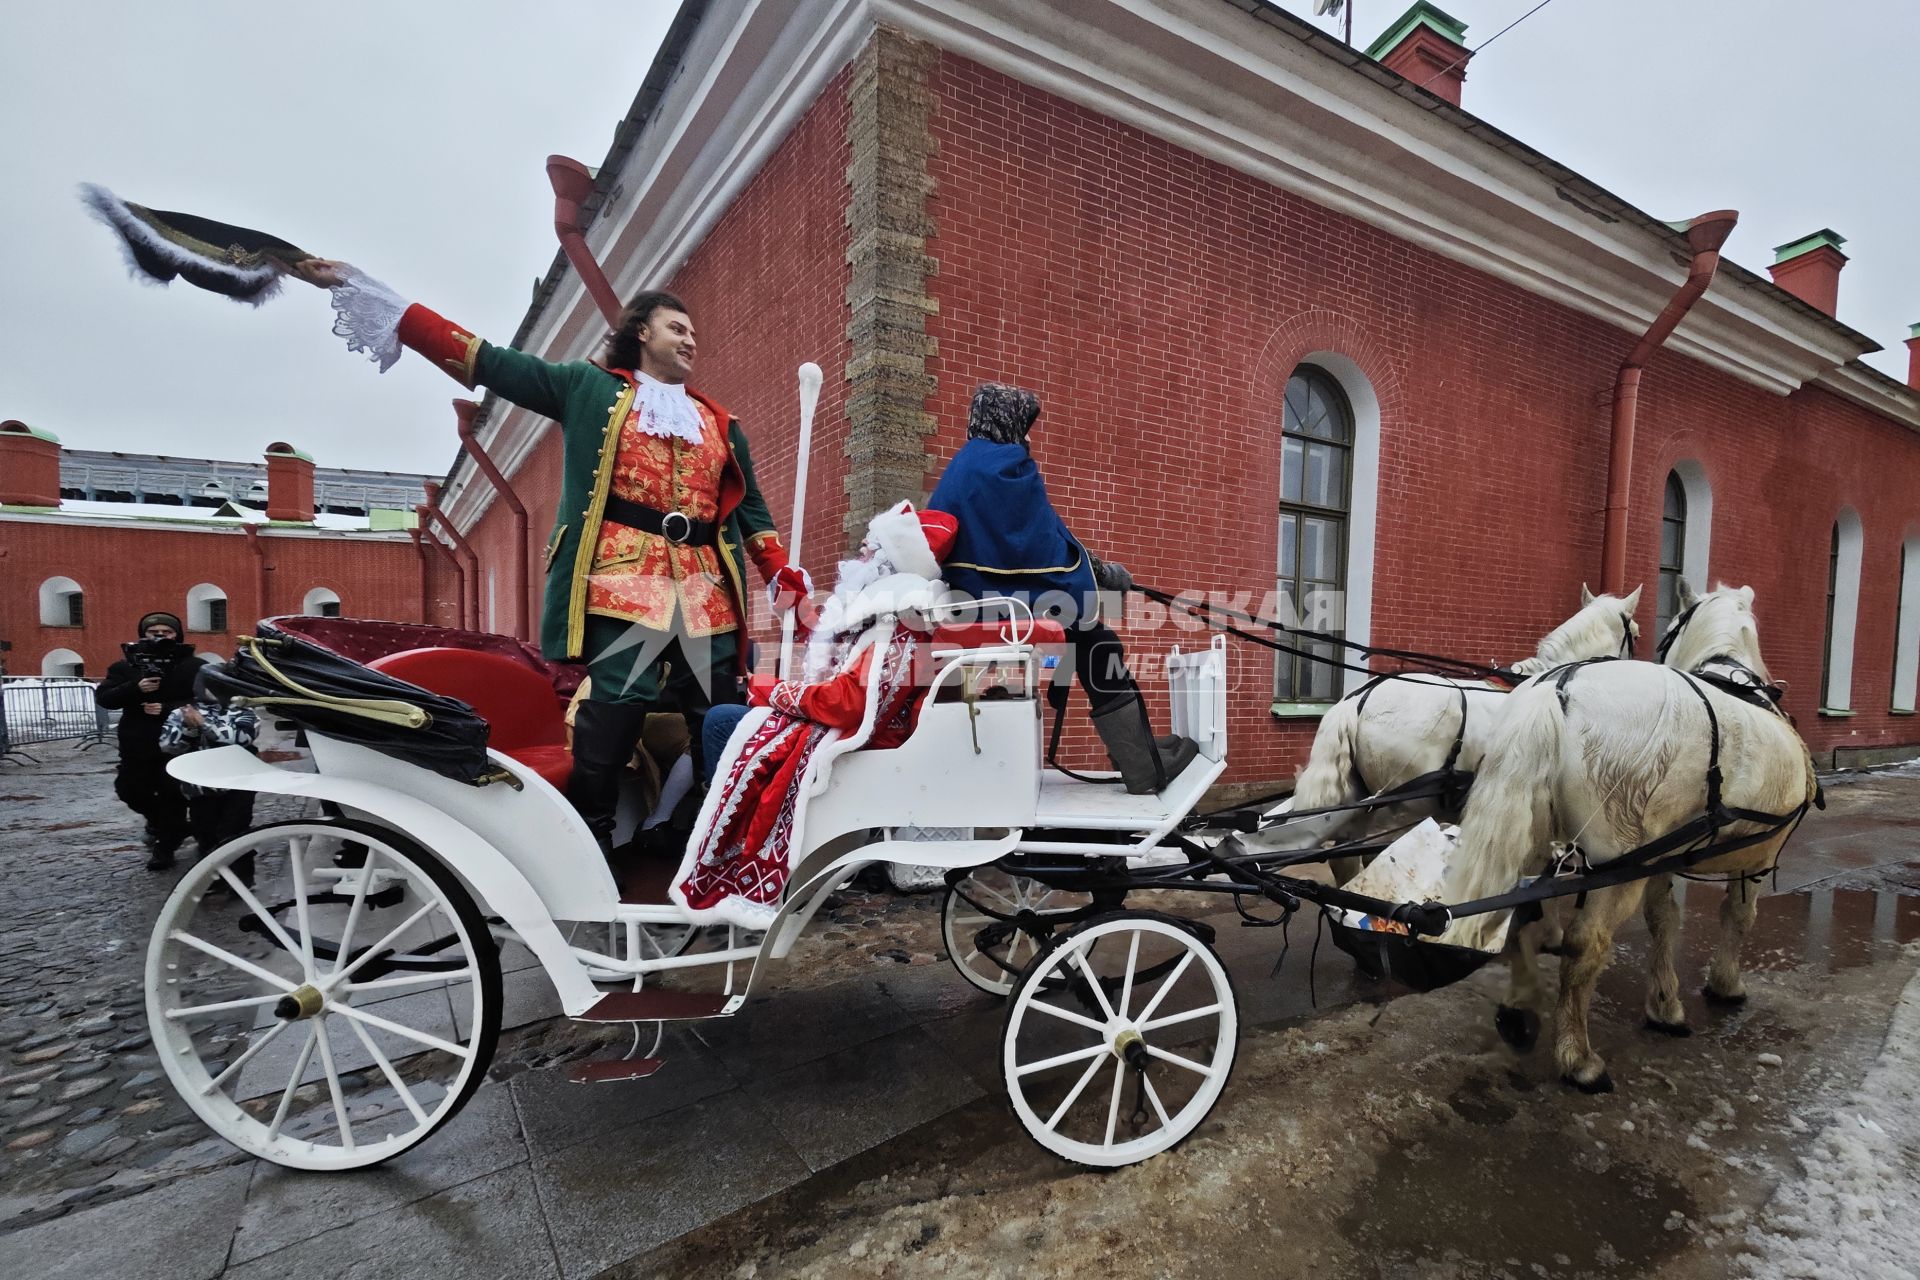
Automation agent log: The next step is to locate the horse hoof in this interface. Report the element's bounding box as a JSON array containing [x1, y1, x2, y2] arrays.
[[1495, 1005, 1540, 1050], [1563, 1069, 1614, 1095], [1643, 1017, 1692, 1038], [1703, 987, 1748, 1008]]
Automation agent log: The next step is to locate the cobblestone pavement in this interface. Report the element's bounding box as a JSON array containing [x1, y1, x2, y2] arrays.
[[0, 746, 948, 1236]]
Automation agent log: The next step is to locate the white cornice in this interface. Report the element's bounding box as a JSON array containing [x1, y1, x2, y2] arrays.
[[0, 512, 412, 541], [1813, 363, 1920, 435]]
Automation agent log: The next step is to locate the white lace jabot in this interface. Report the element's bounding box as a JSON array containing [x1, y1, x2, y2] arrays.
[[629, 370, 706, 446]]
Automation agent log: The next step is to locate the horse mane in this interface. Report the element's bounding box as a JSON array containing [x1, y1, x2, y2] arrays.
[[1507, 596, 1630, 676], [1663, 586, 1770, 680]]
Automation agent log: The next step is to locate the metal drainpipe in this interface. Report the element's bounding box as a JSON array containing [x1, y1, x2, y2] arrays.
[[422, 482, 483, 631], [415, 503, 468, 630], [405, 526, 431, 624], [1600, 210, 1740, 596], [547, 155, 625, 325], [452, 399, 531, 641], [242, 524, 269, 630]]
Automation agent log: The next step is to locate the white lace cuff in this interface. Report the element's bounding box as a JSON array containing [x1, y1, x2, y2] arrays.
[[329, 267, 408, 373]]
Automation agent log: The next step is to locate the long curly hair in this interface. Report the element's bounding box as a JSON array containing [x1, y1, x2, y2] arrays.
[[601, 289, 690, 372]]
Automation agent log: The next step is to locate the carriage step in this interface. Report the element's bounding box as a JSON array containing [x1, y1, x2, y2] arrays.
[[566, 1057, 665, 1084], [575, 990, 736, 1023]]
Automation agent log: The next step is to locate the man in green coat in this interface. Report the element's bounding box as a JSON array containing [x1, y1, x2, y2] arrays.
[[298, 261, 811, 855]]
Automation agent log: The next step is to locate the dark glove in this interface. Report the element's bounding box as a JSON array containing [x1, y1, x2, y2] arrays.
[[1090, 556, 1134, 593]]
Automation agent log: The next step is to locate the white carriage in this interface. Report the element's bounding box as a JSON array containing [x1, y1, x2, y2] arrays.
[[149, 609, 1237, 1172]]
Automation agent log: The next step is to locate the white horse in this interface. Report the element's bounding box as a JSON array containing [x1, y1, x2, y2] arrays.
[[1444, 584, 1817, 1092], [1263, 586, 1641, 868]]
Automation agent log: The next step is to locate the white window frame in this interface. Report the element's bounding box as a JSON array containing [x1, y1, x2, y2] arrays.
[[1823, 507, 1864, 713], [1893, 529, 1920, 714], [37, 576, 84, 628]]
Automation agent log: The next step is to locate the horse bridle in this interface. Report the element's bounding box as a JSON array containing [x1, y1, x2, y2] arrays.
[[1619, 610, 1638, 660], [1654, 601, 1700, 665]]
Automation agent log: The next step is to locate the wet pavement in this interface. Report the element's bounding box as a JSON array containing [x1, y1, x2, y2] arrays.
[[1, 747, 1917, 1278]]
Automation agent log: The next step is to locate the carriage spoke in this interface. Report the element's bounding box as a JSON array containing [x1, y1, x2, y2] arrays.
[[267, 1026, 319, 1142], [169, 931, 298, 993], [1103, 1059, 1125, 1147], [1071, 950, 1117, 1022], [202, 1018, 294, 1095], [1027, 998, 1107, 1034], [1130, 951, 1194, 1026], [1144, 1042, 1215, 1079], [312, 1019, 355, 1152], [342, 970, 475, 995], [345, 1014, 431, 1127], [330, 1002, 470, 1059], [972, 881, 1019, 912], [1016, 1042, 1109, 1078], [1140, 1072, 1173, 1130], [288, 836, 318, 976], [1139, 1003, 1223, 1034], [165, 992, 288, 1020], [218, 870, 305, 963], [1117, 932, 1141, 1020], [321, 899, 444, 990], [1045, 1052, 1111, 1131], [328, 849, 380, 980]]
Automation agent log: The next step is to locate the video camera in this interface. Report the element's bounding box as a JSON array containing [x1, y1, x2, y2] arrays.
[[124, 637, 181, 681]]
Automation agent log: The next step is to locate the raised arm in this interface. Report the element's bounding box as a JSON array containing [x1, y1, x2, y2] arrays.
[[294, 259, 579, 419]]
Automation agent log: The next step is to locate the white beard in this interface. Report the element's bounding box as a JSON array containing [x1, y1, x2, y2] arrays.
[[802, 555, 896, 682]]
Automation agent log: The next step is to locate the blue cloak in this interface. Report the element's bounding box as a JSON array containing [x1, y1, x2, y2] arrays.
[[928, 439, 1097, 607]]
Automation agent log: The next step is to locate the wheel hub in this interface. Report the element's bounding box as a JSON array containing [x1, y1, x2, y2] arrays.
[[274, 984, 326, 1021]]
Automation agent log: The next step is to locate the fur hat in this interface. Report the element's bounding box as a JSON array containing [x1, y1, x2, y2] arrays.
[[865, 501, 958, 580]]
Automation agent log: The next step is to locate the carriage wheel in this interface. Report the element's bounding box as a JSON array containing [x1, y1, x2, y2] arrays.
[[1002, 913, 1237, 1168], [941, 867, 1092, 997], [146, 820, 503, 1171]]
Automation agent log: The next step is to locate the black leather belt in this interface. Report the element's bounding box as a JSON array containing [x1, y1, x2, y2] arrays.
[[603, 494, 716, 546]]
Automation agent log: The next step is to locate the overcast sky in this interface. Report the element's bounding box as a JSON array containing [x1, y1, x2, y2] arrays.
[[2, 0, 1914, 478]]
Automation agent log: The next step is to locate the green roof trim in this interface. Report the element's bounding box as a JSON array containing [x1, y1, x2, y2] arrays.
[[1365, 2, 1468, 59], [265, 445, 315, 462], [1772, 229, 1847, 264], [0, 421, 59, 443], [368, 507, 419, 532], [1908, 322, 1920, 341]]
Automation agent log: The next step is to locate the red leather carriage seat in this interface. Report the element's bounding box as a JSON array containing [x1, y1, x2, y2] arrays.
[[366, 647, 573, 791], [929, 619, 1067, 649]]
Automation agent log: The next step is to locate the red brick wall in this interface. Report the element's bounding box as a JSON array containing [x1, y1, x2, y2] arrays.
[[461, 68, 854, 670], [922, 52, 1920, 785], [1, 520, 425, 677]]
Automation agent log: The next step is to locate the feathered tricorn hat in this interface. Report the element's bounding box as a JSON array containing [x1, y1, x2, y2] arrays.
[[80, 184, 314, 306]]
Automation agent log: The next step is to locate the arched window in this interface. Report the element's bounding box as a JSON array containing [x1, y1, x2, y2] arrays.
[[186, 583, 230, 634], [1894, 530, 1920, 714], [1276, 368, 1354, 703], [1656, 475, 1686, 640], [1822, 509, 1864, 712], [302, 587, 342, 618], [38, 576, 84, 627], [40, 647, 84, 678]]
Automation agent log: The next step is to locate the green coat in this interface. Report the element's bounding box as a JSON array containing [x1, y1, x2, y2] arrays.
[[460, 342, 780, 663]]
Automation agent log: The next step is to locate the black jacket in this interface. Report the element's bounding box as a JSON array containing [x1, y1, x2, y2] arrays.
[[95, 643, 200, 758]]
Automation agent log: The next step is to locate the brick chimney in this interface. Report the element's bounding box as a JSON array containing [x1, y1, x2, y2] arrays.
[[0, 420, 62, 507], [1906, 322, 1920, 392], [1366, 3, 1471, 107], [264, 441, 316, 522], [1768, 230, 1848, 317]]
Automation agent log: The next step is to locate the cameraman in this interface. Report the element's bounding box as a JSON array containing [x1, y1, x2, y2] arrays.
[[94, 611, 199, 868]]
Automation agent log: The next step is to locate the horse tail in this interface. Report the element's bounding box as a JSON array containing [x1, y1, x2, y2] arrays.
[[1295, 694, 1362, 810], [1448, 682, 1565, 948]]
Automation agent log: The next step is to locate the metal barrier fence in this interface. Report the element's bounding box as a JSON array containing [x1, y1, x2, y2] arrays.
[[1, 676, 111, 759]]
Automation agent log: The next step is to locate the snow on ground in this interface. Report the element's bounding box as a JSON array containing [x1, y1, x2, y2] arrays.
[[1741, 947, 1920, 1280]]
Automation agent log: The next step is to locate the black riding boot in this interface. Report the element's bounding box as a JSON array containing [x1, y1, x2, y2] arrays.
[[1091, 693, 1200, 795], [566, 701, 651, 858]]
